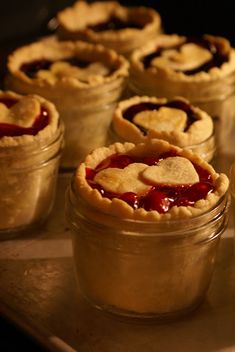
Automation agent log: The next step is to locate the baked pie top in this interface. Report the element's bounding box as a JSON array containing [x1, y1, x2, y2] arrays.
[[130, 34, 235, 102], [75, 139, 228, 220], [112, 96, 213, 146], [7, 39, 129, 89], [0, 90, 59, 147], [132, 34, 235, 80], [57, 1, 161, 54]]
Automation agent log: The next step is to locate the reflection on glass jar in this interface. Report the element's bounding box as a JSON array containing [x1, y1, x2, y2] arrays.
[[66, 178, 229, 320], [0, 121, 63, 235], [229, 163, 235, 249]]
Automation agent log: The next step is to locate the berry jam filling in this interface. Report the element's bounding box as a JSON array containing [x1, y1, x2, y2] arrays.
[[88, 16, 143, 32], [86, 151, 214, 213], [0, 98, 18, 108], [123, 100, 197, 134], [0, 99, 49, 138], [142, 36, 229, 75], [21, 57, 92, 79]]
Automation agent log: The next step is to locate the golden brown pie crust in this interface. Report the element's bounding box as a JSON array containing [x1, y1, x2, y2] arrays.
[[75, 139, 229, 221], [57, 1, 162, 55], [112, 95, 213, 147], [5, 40, 129, 168], [130, 34, 235, 103], [0, 90, 59, 147], [6, 39, 129, 93]]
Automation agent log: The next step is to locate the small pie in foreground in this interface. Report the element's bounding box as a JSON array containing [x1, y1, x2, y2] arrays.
[[75, 139, 228, 220]]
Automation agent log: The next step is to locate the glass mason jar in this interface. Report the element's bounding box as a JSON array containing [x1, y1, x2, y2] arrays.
[[0, 122, 64, 236], [129, 35, 235, 163], [65, 177, 230, 320], [6, 39, 129, 170], [58, 77, 127, 169], [129, 72, 235, 120], [229, 163, 235, 249], [129, 66, 235, 172]]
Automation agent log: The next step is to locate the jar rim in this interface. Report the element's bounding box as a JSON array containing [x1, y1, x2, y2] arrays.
[[128, 78, 235, 104], [0, 120, 64, 154], [66, 179, 230, 240], [109, 121, 215, 149]]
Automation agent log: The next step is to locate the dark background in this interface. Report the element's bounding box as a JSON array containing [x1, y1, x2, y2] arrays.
[[0, 0, 235, 45], [1, 0, 235, 81], [0, 0, 235, 351]]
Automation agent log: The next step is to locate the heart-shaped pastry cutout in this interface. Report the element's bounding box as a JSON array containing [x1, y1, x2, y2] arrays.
[[94, 163, 151, 194], [152, 43, 212, 72], [141, 157, 199, 185], [0, 96, 40, 127], [133, 107, 187, 132]]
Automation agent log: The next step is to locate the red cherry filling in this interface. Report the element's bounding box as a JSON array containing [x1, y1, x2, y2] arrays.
[[0, 98, 49, 138], [119, 192, 139, 209], [88, 16, 143, 32], [86, 167, 96, 181], [96, 154, 134, 171], [142, 190, 172, 213], [20, 57, 113, 79], [0, 98, 18, 108], [86, 152, 214, 213]]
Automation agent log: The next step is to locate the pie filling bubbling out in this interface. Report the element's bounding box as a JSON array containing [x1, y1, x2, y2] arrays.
[[85, 151, 214, 214], [0, 98, 49, 138], [142, 36, 229, 75]]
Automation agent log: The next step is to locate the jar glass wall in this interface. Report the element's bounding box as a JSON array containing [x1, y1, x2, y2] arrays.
[[0, 122, 64, 235], [65, 178, 229, 320]]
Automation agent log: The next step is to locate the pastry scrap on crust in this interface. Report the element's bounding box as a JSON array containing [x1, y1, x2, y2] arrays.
[[75, 139, 229, 221], [0, 90, 59, 147], [56, 1, 162, 54], [112, 95, 214, 147]]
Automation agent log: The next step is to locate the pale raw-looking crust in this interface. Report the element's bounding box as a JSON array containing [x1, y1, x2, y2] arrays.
[[0, 90, 59, 147], [6, 39, 129, 93], [130, 34, 235, 102], [75, 139, 229, 221], [112, 95, 214, 147], [57, 1, 162, 55]]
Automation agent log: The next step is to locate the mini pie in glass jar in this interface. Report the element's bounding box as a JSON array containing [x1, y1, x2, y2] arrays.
[[56, 1, 162, 57], [0, 90, 63, 235], [129, 34, 235, 119], [6, 39, 129, 169], [109, 95, 215, 162], [66, 139, 229, 320]]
